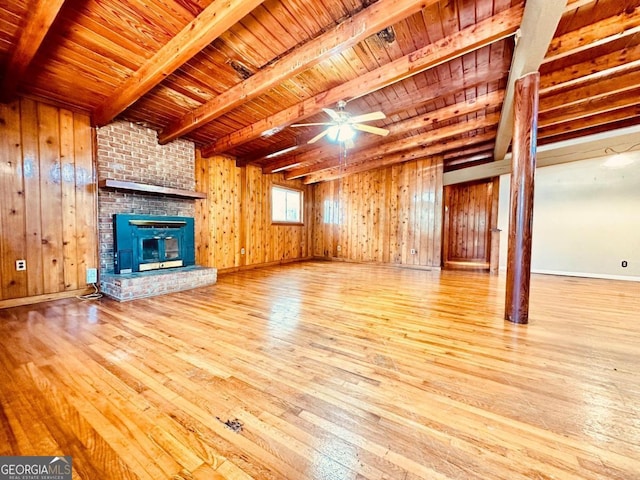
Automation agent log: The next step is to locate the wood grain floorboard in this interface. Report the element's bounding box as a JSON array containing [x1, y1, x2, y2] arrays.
[[0, 261, 638, 479]]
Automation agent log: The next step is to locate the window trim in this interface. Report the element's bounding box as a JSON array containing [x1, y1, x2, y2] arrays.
[[271, 184, 304, 225]]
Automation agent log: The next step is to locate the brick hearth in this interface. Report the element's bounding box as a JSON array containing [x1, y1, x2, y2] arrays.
[[100, 266, 217, 302]]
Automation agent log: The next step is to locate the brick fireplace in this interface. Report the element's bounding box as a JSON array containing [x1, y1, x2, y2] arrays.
[[96, 120, 216, 300]]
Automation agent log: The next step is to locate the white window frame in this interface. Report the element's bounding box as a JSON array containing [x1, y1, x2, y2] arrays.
[[271, 185, 304, 225]]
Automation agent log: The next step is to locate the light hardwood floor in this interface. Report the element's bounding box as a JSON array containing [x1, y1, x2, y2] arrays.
[[1, 261, 639, 479]]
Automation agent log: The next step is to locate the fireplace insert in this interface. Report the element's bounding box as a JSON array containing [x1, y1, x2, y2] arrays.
[[113, 214, 195, 273]]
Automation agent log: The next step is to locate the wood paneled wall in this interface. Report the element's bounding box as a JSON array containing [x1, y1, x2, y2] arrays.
[[195, 152, 313, 270], [0, 98, 97, 304], [311, 156, 444, 267], [443, 179, 494, 268]]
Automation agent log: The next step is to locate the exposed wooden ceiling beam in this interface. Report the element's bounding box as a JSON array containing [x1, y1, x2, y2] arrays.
[[201, 5, 523, 157], [542, 59, 640, 103], [445, 142, 494, 160], [543, 5, 640, 64], [540, 45, 640, 94], [493, 0, 567, 161], [92, 0, 265, 127], [158, 0, 434, 145], [538, 118, 640, 145], [445, 153, 494, 170], [288, 112, 500, 180], [538, 104, 640, 141], [0, 0, 66, 102], [539, 87, 640, 128], [275, 90, 504, 174], [304, 131, 497, 184], [236, 139, 299, 167], [540, 69, 640, 113]]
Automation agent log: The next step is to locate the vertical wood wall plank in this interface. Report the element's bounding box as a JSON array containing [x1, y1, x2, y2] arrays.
[[348, 175, 357, 260], [389, 165, 400, 264], [420, 158, 434, 266], [0, 101, 27, 299], [381, 169, 391, 263], [433, 157, 444, 267], [73, 111, 97, 286], [233, 164, 242, 266], [194, 150, 210, 266], [398, 162, 410, 265], [341, 176, 350, 258], [216, 157, 230, 268], [415, 159, 425, 265], [38, 103, 65, 293], [407, 160, 418, 265], [208, 158, 217, 267], [261, 171, 270, 264], [20, 98, 44, 296], [489, 177, 500, 274], [314, 182, 325, 256], [358, 172, 367, 262], [60, 109, 78, 290], [245, 165, 254, 265], [371, 171, 381, 262]]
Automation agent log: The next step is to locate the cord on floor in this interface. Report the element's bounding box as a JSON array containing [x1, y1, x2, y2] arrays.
[[77, 283, 103, 300]]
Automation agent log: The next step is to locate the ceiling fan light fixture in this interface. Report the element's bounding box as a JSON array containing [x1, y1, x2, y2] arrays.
[[327, 124, 356, 143], [292, 100, 387, 145]]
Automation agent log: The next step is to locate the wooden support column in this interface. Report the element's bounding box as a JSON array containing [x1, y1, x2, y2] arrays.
[[505, 72, 539, 324]]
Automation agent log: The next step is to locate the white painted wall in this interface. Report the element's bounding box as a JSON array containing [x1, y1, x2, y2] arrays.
[[498, 150, 640, 281]]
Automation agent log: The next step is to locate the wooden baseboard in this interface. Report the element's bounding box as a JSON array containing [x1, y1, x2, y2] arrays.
[[312, 255, 440, 271], [0, 287, 95, 309], [216, 257, 314, 275]]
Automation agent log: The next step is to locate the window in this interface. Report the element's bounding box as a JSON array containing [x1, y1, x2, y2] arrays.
[[272, 185, 303, 224]]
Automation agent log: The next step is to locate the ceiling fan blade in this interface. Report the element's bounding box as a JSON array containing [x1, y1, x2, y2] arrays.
[[352, 124, 390, 136], [307, 128, 331, 144], [322, 108, 340, 121], [291, 122, 334, 127], [348, 111, 386, 124]]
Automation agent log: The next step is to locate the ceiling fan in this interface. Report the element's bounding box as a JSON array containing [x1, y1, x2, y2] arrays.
[[291, 100, 389, 147]]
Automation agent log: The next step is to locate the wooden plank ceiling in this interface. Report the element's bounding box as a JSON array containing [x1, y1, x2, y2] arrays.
[[1, 0, 639, 183]]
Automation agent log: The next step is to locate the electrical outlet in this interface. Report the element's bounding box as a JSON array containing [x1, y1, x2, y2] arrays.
[[621, 260, 628, 268], [337, 245, 342, 251], [410, 248, 417, 255], [86, 268, 98, 284], [16, 259, 26, 271], [241, 247, 246, 255]]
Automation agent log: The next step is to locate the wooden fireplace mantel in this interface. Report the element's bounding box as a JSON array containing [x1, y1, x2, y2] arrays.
[[99, 179, 207, 199]]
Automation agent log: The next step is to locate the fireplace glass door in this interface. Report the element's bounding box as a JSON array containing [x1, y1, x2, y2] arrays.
[[164, 237, 179, 260], [142, 238, 161, 261], [138, 232, 184, 271]]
